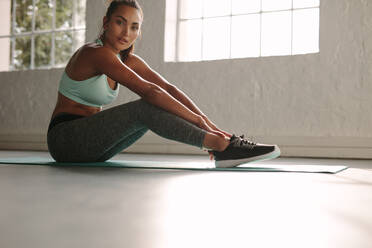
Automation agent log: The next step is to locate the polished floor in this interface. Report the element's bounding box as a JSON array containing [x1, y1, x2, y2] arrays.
[[0, 150, 372, 248]]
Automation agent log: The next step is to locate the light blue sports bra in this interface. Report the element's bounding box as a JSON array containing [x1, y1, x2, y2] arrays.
[[58, 38, 120, 108]]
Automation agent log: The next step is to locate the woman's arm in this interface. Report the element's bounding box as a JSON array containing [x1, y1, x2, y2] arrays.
[[167, 85, 231, 138], [90, 46, 224, 137], [90, 47, 200, 124], [127, 54, 232, 138], [126, 54, 206, 116]]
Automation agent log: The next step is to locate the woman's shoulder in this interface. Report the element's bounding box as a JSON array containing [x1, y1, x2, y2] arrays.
[[67, 42, 116, 69], [78, 41, 111, 58], [126, 53, 143, 62], [123, 53, 144, 72], [125, 53, 148, 68], [65, 42, 113, 76]]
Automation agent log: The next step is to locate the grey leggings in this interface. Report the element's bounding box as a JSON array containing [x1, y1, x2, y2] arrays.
[[47, 99, 207, 162]]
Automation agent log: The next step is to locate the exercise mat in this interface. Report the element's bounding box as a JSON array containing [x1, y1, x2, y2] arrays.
[[0, 156, 348, 173]]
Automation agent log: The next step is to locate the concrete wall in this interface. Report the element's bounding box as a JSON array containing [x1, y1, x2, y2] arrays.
[[0, 0, 371, 158]]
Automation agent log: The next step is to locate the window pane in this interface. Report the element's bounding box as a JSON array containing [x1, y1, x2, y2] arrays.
[[231, 14, 260, 58], [292, 8, 319, 54], [178, 20, 202, 61], [73, 29, 85, 52], [203, 17, 230, 60], [0, 38, 11, 71], [55, 31, 72, 66], [232, 0, 261, 14], [203, 0, 231, 18], [180, 0, 202, 19], [293, 0, 320, 8], [35, 34, 52, 68], [56, 0, 73, 29], [0, 0, 11, 36], [14, 36, 31, 70], [75, 0, 86, 28], [35, 0, 53, 31], [15, 0, 33, 33], [164, 0, 177, 61], [262, 0, 292, 11], [261, 11, 291, 56]]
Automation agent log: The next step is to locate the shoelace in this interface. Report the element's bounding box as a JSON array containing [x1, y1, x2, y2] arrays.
[[234, 135, 256, 149]]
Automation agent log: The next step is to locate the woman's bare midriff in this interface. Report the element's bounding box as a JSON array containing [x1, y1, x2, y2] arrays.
[[50, 75, 118, 119], [51, 92, 102, 119]]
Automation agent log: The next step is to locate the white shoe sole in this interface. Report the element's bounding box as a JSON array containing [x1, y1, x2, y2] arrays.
[[215, 145, 281, 168]]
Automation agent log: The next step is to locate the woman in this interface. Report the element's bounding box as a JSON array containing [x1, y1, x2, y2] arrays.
[[47, 0, 280, 167]]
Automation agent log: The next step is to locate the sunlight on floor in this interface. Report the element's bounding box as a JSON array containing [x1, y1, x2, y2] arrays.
[[159, 173, 332, 248]]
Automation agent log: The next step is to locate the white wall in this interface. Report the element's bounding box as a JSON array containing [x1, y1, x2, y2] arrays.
[[0, 0, 371, 158]]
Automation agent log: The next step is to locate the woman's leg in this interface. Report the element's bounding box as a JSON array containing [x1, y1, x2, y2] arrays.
[[96, 127, 148, 162], [47, 99, 217, 162]]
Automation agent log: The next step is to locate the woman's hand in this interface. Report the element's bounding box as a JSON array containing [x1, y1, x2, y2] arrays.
[[201, 116, 231, 139], [197, 116, 226, 138]]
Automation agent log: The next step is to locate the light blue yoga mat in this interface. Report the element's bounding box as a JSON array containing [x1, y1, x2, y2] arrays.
[[0, 156, 348, 173]]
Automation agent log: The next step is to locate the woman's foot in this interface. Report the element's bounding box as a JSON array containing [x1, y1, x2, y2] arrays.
[[211, 134, 281, 168]]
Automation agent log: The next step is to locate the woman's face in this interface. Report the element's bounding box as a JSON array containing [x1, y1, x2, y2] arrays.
[[102, 5, 142, 53]]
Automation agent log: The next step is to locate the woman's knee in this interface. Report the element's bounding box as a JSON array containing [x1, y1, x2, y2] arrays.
[[136, 98, 157, 110], [133, 99, 165, 119]]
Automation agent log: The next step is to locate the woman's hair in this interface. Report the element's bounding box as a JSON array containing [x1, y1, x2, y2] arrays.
[[99, 0, 143, 62]]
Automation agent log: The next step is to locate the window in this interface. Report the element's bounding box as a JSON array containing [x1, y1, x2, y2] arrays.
[[164, 0, 320, 62], [0, 0, 86, 71]]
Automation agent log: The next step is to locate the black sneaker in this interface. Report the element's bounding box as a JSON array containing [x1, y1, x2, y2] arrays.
[[211, 134, 281, 168]]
